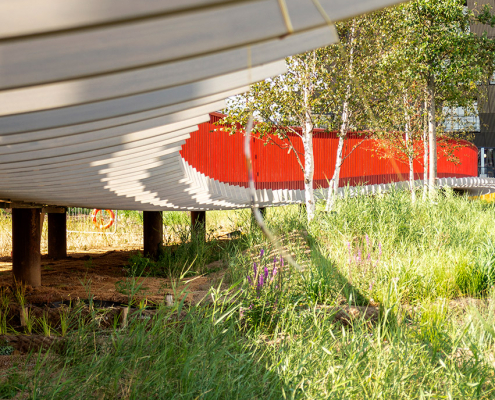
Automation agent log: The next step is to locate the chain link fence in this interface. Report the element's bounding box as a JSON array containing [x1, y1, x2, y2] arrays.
[[67, 208, 118, 235]]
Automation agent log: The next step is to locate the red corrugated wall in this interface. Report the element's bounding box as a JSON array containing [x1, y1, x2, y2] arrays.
[[180, 113, 478, 190]]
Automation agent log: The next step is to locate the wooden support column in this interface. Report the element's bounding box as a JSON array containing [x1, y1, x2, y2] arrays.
[[48, 211, 67, 259], [191, 211, 206, 241], [12, 208, 41, 287], [143, 211, 163, 259]]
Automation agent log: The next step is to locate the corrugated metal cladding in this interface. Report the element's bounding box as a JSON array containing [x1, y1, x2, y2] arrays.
[[180, 113, 478, 190]]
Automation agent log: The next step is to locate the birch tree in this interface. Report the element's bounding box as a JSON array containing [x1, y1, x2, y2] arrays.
[[372, 85, 426, 202], [325, 20, 357, 212], [391, 0, 495, 196], [422, 94, 429, 199], [219, 50, 333, 223], [370, 28, 427, 202], [324, 15, 386, 211]]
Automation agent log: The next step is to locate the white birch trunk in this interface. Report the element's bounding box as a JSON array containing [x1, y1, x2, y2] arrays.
[[409, 154, 415, 201], [326, 136, 344, 211], [427, 77, 437, 198], [422, 96, 428, 200], [405, 114, 416, 202], [326, 20, 356, 212], [302, 85, 315, 222]]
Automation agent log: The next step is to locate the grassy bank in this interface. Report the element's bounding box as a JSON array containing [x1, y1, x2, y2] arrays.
[[3, 189, 495, 399]]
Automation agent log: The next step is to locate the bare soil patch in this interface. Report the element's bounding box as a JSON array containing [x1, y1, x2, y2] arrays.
[[0, 247, 227, 307]]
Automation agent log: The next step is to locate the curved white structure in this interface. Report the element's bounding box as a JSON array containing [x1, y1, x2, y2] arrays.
[[0, 0, 408, 211]]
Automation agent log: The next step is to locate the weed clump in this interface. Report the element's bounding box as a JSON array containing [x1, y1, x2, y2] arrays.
[[241, 249, 285, 330]]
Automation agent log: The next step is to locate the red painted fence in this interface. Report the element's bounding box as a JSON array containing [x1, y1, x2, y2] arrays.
[[180, 113, 478, 190]]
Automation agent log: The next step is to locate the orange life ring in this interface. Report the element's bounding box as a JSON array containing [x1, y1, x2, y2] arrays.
[[91, 209, 115, 230]]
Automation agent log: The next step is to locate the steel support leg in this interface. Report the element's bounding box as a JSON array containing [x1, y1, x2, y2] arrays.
[[12, 208, 41, 287], [143, 211, 163, 259], [191, 211, 206, 241], [48, 212, 67, 259]]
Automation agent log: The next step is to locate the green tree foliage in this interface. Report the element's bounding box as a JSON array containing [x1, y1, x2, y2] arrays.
[[219, 17, 382, 220], [221, 0, 495, 217], [219, 49, 335, 222], [377, 0, 495, 196], [324, 15, 389, 210]]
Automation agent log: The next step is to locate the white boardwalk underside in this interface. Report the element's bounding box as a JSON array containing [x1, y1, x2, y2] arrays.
[[0, 0, 444, 211]]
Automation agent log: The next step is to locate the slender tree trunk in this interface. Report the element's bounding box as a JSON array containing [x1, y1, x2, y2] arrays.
[[326, 136, 344, 211], [404, 93, 415, 202], [326, 19, 356, 212], [409, 153, 415, 201], [422, 95, 428, 200], [427, 76, 437, 197], [422, 123, 429, 200], [302, 85, 315, 222], [404, 107, 416, 202]]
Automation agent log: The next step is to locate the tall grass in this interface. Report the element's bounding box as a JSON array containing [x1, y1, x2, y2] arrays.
[[3, 191, 495, 398], [313, 188, 495, 304], [7, 288, 495, 399]]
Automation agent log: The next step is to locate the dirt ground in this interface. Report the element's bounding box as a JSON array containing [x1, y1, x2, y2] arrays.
[[0, 246, 227, 307]]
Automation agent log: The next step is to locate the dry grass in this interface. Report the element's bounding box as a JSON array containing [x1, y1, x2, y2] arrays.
[[0, 208, 252, 257], [0, 213, 11, 257]]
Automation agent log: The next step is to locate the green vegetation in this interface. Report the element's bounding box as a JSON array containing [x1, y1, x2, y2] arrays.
[[3, 192, 495, 398], [126, 232, 233, 278]]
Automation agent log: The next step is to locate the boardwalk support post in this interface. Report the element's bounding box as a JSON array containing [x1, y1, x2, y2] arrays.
[[191, 211, 206, 241], [143, 211, 163, 259], [12, 208, 41, 287], [48, 211, 67, 259]]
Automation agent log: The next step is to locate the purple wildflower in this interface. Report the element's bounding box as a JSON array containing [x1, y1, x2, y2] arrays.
[[259, 273, 264, 287], [365, 234, 369, 248], [271, 264, 277, 282], [260, 249, 264, 257], [357, 248, 362, 263], [367, 252, 371, 262], [247, 275, 252, 285], [374, 243, 382, 268], [369, 281, 374, 292], [264, 265, 269, 281], [249, 304, 253, 309], [281, 257, 284, 267], [253, 262, 258, 277]]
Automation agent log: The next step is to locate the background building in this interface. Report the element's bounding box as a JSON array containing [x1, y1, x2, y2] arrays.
[[468, 0, 495, 175]]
